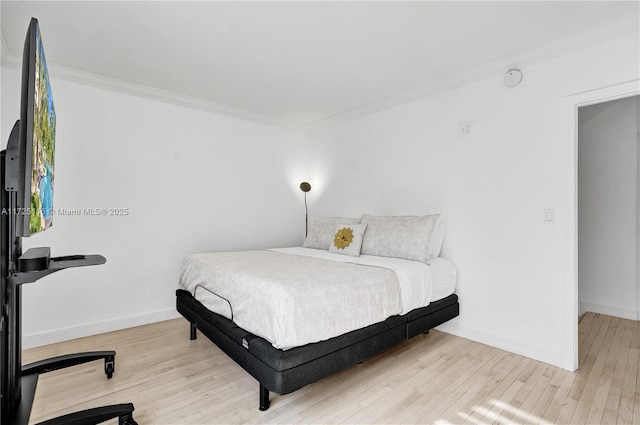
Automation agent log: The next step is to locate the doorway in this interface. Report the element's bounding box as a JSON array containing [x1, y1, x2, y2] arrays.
[[578, 95, 639, 322], [565, 80, 640, 372], [577, 95, 639, 368]]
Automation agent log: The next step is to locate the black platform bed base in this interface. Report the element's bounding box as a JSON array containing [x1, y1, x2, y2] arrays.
[[176, 289, 459, 411]]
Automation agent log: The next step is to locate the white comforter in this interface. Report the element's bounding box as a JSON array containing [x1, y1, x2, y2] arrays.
[[178, 247, 433, 350]]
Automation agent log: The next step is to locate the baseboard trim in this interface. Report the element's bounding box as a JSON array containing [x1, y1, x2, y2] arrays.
[[436, 321, 567, 370], [23, 309, 181, 349], [580, 301, 640, 321]]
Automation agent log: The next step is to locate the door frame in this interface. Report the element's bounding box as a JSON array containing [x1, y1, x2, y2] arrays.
[[564, 79, 639, 371]]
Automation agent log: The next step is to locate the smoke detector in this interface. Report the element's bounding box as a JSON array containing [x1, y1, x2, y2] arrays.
[[504, 69, 523, 87]]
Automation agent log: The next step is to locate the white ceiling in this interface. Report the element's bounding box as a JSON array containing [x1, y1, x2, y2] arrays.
[[1, 1, 638, 129]]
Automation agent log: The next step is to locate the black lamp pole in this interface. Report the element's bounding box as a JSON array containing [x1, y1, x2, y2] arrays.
[[299, 182, 311, 236]]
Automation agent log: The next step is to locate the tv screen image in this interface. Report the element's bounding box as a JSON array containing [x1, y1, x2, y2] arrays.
[[29, 24, 56, 234]]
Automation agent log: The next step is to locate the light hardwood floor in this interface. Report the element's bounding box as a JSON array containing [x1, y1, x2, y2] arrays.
[[22, 312, 639, 424]]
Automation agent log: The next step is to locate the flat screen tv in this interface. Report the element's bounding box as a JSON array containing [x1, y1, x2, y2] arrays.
[[5, 17, 56, 237]]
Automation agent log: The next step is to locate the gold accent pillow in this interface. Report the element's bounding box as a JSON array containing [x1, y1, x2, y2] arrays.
[[303, 217, 361, 250], [329, 224, 368, 257]]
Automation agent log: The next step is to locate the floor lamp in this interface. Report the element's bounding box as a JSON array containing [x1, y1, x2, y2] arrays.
[[299, 182, 311, 236]]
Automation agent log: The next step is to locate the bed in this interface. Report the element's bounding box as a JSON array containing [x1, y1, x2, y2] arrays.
[[176, 215, 460, 410]]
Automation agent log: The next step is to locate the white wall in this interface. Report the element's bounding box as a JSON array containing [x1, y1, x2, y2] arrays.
[[2, 29, 638, 370], [1, 66, 309, 347], [308, 33, 639, 369], [578, 96, 639, 320]]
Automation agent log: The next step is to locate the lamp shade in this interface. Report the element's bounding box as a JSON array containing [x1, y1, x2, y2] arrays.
[[299, 182, 311, 193]]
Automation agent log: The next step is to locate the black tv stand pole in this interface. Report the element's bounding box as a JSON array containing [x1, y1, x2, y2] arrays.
[[1, 150, 137, 424]]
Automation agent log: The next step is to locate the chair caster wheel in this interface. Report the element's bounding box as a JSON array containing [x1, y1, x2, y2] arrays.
[[105, 361, 114, 379]]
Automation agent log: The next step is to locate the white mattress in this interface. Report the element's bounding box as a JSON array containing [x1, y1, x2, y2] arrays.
[[274, 247, 457, 303], [179, 248, 457, 349], [180, 249, 404, 349], [429, 257, 457, 301], [271, 247, 437, 315]]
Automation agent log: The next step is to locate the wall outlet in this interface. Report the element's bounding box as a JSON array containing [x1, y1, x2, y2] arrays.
[[544, 209, 555, 224], [459, 121, 474, 138]]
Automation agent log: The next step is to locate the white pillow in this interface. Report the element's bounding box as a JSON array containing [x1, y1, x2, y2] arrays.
[[303, 216, 361, 250], [329, 224, 368, 257], [430, 219, 446, 258], [360, 214, 440, 263]]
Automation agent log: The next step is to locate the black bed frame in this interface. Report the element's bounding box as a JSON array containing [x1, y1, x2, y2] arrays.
[[176, 288, 459, 410]]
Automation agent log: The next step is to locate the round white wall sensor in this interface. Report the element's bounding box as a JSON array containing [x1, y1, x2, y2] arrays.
[[504, 69, 523, 87]]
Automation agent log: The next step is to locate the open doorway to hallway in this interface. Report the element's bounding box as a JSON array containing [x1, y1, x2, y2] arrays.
[[577, 94, 639, 366]]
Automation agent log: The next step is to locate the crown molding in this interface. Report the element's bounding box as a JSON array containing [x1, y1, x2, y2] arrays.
[[2, 11, 637, 133], [307, 12, 640, 130], [0, 53, 306, 132]]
